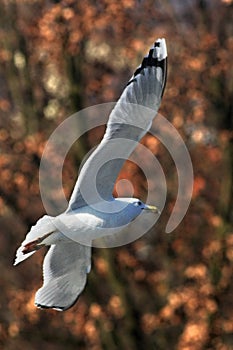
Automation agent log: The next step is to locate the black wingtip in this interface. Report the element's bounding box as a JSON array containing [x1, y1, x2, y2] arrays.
[[35, 293, 81, 312], [36, 303, 67, 311], [127, 38, 167, 96]]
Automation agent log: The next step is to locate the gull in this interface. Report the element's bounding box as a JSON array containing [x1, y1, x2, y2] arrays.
[[14, 38, 167, 311]]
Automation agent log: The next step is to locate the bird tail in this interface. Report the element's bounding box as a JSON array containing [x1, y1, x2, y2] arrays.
[[14, 215, 56, 266]]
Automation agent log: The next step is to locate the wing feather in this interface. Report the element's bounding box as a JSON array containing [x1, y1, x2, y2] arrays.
[[35, 242, 91, 311], [68, 38, 167, 211]]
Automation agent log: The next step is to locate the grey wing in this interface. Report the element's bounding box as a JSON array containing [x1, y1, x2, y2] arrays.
[[35, 242, 91, 311], [67, 38, 167, 211]]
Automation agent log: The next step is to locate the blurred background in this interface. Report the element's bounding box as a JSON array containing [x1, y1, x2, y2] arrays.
[[0, 0, 232, 349]]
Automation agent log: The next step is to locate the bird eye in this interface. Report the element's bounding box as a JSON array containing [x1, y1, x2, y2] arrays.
[[137, 201, 142, 206]]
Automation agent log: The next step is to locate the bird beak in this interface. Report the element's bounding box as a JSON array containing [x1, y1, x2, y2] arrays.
[[144, 205, 161, 214]]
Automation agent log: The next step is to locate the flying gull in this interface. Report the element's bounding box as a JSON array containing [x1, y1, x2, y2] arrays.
[[14, 38, 167, 311]]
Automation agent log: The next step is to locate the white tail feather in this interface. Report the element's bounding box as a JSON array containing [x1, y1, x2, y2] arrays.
[[14, 215, 56, 266]]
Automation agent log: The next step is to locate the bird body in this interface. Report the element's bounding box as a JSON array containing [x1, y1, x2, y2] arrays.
[[14, 38, 167, 311], [14, 198, 158, 262]]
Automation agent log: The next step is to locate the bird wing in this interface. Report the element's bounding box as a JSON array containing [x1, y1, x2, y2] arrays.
[[35, 242, 91, 311], [67, 38, 167, 211]]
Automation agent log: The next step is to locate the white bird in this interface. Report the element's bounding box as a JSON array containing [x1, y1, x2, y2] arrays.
[[14, 38, 167, 311]]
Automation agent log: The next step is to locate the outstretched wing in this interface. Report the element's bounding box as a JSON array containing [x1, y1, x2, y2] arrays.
[[35, 242, 91, 311], [67, 38, 167, 211]]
